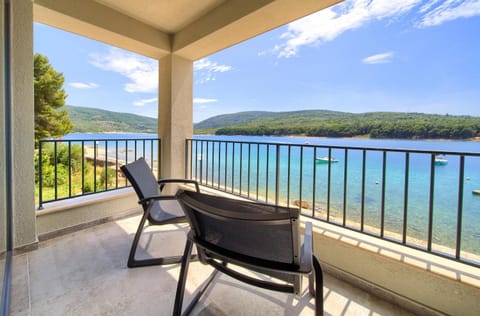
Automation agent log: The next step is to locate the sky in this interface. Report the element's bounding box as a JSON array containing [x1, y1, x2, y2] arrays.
[[34, 0, 480, 123]]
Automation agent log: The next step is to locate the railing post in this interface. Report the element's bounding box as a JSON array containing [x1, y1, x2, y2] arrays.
[[342, 148, 348, 227], [402, 152, 410, 244], [380, 151, 387, 238], [68, 141, 72, 197], [456, 155, 465, 259], [116, 140, 119, 188], [38, 141, 43, 210], [94, 140, 97, 192], [427, 154, 436, 251], [275, 144, 280, 206], [54, 141, 58, 200], [327, 147, 332, 221], [81, 140, 85, 193], [361, 149, 366, 231], [158, 138, 161, 179], [185, 139, 189, 179]]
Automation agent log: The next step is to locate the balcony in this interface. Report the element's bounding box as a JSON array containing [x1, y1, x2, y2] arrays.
[[16, 136, 480, 315], [2, 1, 480, 315], [11, 213, 415, 315]]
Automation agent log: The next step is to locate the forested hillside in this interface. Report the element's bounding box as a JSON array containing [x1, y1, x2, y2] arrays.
[[195, 110, 347, 129], [66, 105, 157, 133], [195, 110, 480, 139], [66, 106, 480, 139]]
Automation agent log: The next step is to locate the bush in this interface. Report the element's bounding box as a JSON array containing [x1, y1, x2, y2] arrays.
[[97, 167, 117, 190], [83, 181, 94, 193]]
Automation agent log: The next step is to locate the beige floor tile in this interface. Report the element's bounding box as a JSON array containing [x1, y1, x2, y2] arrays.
[[9, 215, 415, 316]]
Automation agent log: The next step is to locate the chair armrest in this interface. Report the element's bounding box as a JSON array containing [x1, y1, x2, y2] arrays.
[[138, 195, 177, 205], [157, 179, 200, 192], [299, 222, 313, 273]]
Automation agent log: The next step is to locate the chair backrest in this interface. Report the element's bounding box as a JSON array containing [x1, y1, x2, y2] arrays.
[[121, 158, 160, 204], [176, 190, 300, 266]]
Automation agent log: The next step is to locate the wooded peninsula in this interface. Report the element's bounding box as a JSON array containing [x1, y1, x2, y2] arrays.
[[195, 110, 480, 140]]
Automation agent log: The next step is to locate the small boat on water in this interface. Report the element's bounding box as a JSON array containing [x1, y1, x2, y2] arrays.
[[434, 155, 448, 166], [315, 156, 339, 164], [473, 190, 480, 196]]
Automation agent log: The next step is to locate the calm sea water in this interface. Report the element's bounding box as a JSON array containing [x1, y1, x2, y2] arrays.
[[63, 133, 480, 257]]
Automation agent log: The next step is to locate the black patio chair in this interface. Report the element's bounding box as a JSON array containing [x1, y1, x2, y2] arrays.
[[173, 190, 324, 316], [120, 158, 200, 268]]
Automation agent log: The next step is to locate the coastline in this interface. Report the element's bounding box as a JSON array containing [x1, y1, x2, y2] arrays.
[[194, 132, 480, 142], [66, 131, 480, 142]]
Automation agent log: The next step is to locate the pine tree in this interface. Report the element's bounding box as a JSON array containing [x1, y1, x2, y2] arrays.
[[34, 53, 72, 145]]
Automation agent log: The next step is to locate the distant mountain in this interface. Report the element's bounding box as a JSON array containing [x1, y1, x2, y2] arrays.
[[194, 110, 348, 129], [66, 105, 157, 133], [65, 106, 480, 139]]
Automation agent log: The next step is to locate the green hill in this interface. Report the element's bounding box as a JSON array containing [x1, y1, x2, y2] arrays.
[[66, 105, 157, 133], [65, 106, 480, 140], [194, 110, 480, 139], [194, 110, 348, 129]]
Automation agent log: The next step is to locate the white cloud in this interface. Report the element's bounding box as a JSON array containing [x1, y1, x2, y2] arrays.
[[271, 0, 480, 58], [90, 48, 158, 93], [194, 58, 232, 83], [194, 58, 232, 72], [133, 97, 158, 107], [193, 98, 218, 104], [417, 0, 480, 27], [362, 51, 395, 64], [69, 82, 99, 89], [276, 0, 421, 58], [419, 0, 442, 13]]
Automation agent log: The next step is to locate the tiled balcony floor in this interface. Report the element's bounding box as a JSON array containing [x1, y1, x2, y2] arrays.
[[10, 214, 414, 315]]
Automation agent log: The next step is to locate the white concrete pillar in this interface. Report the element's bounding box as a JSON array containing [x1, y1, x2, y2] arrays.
[[158, 54, 193, 179], [0, 0, 6, 254], [10, 0, 37, 248]]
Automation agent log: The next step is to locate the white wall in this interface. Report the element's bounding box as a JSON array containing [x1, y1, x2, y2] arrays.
[[0, 0, 7, 255], [10, 0, 36, 249]]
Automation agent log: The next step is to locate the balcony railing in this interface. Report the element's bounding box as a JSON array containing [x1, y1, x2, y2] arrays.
[[185, 138, 480, 267], [37, 137, 160, 209]]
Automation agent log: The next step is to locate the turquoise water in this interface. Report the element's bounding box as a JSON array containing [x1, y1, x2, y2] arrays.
[[192, 135, 480, 258], [63, 133, 480, 258]]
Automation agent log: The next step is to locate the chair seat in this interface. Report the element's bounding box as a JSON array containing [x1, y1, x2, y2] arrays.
[[149, 199, 186, 224], [120, 157, 200, 268]]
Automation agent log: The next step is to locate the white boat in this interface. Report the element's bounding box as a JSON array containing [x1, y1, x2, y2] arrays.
[[315, 156, 339, 164], [434, 155, 448, 166]]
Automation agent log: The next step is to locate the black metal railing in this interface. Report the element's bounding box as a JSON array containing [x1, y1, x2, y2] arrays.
[[186, 139, 480, 267], [37, 138, 160, 209]]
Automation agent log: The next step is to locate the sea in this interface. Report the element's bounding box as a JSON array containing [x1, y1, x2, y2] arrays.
[[62, 133, 480, 258]]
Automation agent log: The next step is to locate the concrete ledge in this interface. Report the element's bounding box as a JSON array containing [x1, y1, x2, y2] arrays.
[[309, 219, 480, 316], [36, 188, 142, 237]]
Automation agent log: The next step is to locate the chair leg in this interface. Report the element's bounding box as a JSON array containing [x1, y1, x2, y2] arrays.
[[127, 210, 193, 268], [182, 268, 219, 316], [309, 269, 315, 297], [312, 255, 324, 316], [173, 239, 194, 316]]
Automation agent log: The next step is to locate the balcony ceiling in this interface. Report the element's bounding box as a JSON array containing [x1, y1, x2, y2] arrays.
[[34, 0, 342, 60], [94, 0, 228, 33]]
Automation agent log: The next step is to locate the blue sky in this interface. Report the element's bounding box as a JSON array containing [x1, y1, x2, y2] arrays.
[[34, 0, 480, 123]]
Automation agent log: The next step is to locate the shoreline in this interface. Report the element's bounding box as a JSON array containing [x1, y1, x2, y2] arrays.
[[195, 133, 480, 142], [65, 131, 480, 142]]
